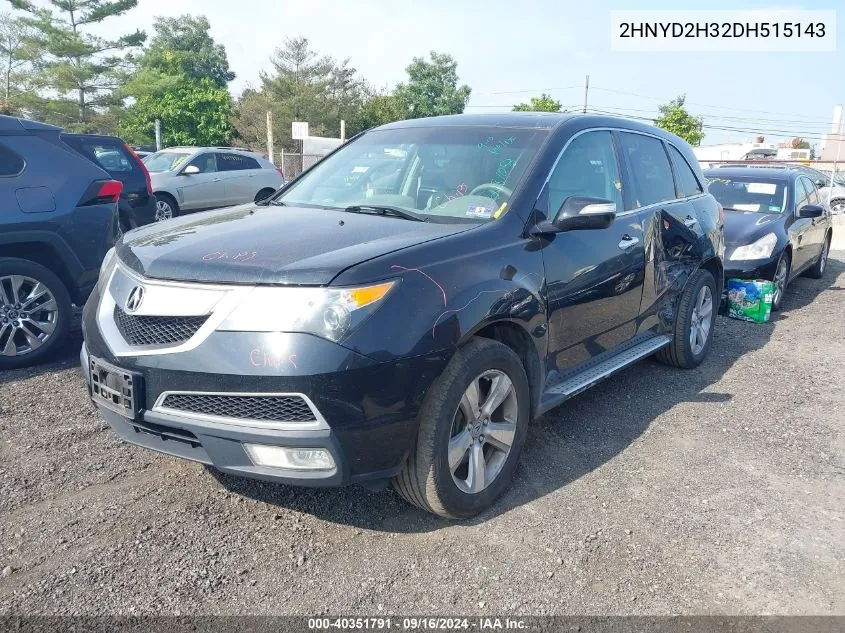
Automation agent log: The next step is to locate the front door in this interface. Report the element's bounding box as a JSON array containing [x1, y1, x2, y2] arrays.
[[790, 177, 815, 271], [542, 130, 645, 373], [178, 152, 225, 210]]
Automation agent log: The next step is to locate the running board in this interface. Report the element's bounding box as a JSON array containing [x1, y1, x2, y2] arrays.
[[539, 335, 671, 414]]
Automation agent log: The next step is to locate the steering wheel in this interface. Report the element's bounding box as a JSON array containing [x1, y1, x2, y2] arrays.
[[469, 183, 512, 199]]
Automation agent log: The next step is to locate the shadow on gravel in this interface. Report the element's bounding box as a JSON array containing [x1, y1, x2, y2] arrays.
[[0, 309, 83, 386], [211, 256, 841, 531]]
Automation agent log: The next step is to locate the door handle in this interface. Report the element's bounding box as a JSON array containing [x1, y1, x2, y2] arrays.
[[618, 234, 640, 250], [683, 215, 698, 228], [212, 178, 221, 182], [248, 174, 257, 178]]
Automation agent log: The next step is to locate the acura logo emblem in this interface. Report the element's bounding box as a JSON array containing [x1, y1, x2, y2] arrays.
[[125, 286, 145, 312]]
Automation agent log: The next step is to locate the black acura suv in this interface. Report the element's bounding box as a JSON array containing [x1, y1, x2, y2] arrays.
[[81, 114, 724, 518]]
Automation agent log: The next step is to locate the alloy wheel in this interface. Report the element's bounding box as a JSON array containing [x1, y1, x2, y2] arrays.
[[448, 370, 519, 494], [0, 275, 60, 358], [773, 256, 788, 306], [689, 285, 713, 356], [831, 200, 845, 215], [155, 199, 173, 221]]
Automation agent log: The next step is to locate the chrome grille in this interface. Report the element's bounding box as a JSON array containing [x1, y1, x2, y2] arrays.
[[113, 307, 208, 347], [160, 393, 316, 422]]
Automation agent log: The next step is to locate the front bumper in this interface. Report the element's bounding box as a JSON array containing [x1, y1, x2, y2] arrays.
[[724, 254, 779, 286], [81, 282, 450, 488]]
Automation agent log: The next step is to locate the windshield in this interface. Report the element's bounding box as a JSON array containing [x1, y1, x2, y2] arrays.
[[277, 126, 549, 223], [143, 151, 191, 173], [707, 177, 788, 214]]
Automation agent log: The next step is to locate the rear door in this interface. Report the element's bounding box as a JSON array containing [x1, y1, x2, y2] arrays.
[[178, 152, 225, 210], [615, 132, 701, 327], [542, 129, 645, 372], [216, 152, 263, 204]]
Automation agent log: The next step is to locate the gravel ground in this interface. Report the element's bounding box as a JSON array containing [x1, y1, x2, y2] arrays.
[[1, 254, 843, 616]]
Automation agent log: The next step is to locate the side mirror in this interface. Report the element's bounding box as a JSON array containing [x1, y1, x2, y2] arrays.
[[181, 164, 200, 175], [538, 196, 617, 234], [798, 204, 824, 218], [815, 179, 827, 188]]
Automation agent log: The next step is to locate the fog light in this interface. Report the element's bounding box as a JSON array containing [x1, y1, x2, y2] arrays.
[[244, 444, 336, 471]]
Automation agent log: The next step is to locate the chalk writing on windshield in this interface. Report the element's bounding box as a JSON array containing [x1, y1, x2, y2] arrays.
[[478, 135, 516, 155]]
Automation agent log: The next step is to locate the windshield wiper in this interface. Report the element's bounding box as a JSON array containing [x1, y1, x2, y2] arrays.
[[267, 199, 287, 206], [344, 204, 427, 222]]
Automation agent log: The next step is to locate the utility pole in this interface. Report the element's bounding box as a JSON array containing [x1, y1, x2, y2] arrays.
[[154, 119, 162, 151], [582, 75, 589, 114], [340, 119, 346, 144], [266, 110, 274, 165]]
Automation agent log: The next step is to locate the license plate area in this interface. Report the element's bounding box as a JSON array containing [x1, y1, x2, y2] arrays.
[[90, 357, 141, 419]]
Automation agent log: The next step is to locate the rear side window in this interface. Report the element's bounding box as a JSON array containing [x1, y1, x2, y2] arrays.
[[63, 136, 134, 173], [217, 153, 261, 171], [667, 144, 703, 198], [617, 132, 676, 209], [0, 142, 25, 176]]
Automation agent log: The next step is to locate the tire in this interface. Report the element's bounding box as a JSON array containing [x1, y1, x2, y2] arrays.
[[118, 213, 137, 235], [656, 268, 717, 369], [804, 233, 831, 279], [392, 337, 530, 519], [770, 251, 791, 311], [0, 258, 72, 370], [254, 188, 276, 203], [154, 193, 178, 221]]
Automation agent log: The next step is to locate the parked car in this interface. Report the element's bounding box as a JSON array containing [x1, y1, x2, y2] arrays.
[[62, 134, 156, 232], [714, 163, 845, 215], [0, 115, 120, 369], [704, 167, 832, 311], [142, 147, 284, 220], [81, 113, 724, 518]]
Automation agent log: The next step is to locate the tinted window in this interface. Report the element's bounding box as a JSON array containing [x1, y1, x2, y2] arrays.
[[546, 131, 622, 215], [217, 153, 261, 171], [617, 133, 676, 209], [667, 144, 703, 198], [0, 142, 24, 176], [793, 178, 809, 213], [63, 137, 134, 173], [706, 176, 787, 214], [187, 153, 217, 173]]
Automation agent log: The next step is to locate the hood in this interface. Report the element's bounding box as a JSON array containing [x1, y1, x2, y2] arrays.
[[723, 209, 783, 246], [117, 204, 473, 285]]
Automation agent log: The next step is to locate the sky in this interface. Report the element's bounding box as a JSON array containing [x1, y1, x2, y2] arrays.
[[86, 0, 844, 147]]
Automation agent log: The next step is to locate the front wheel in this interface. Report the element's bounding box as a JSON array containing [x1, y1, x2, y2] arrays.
[[771, 252, 790, 311], [656, 268, 717, 369], [392, 337, 530, 519]]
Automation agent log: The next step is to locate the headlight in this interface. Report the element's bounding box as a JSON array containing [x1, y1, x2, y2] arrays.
[[217, 280, 397, 342], [729, 233, 777, 261], [96, 247, 117, 291]]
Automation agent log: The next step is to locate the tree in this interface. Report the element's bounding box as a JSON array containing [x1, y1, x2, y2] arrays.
[[349, 93, 407, 133], [9, 0, 146, 129], [654, 95, 704, 146], [121, 76, 231, 146], [512, 93, 561, 113], [234, 36, 369, 150], [135, 15, 233, 88], [0, 12, 39, 115], [394, 52, 470, 119]]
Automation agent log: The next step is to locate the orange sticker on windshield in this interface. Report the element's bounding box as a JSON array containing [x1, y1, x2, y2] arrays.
[[493, 203, 507, 219]]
